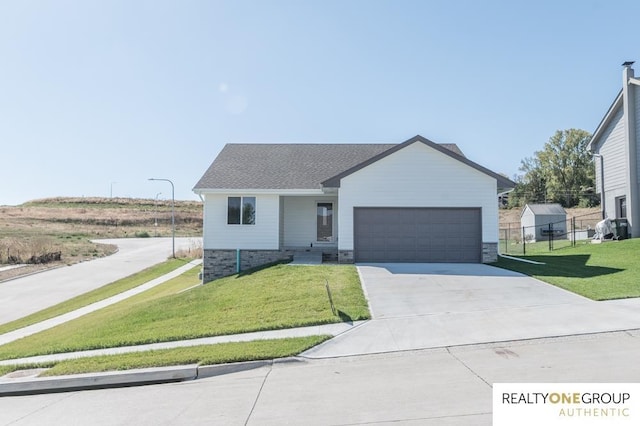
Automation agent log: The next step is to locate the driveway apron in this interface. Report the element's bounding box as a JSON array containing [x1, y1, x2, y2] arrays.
[[303, 263, 640, 358]]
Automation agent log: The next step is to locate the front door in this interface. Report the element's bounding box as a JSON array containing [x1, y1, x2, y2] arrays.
[[317, 202, 333, 242]]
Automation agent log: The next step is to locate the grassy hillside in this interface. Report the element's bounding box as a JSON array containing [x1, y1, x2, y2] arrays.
[[0, 264, 368, 360]]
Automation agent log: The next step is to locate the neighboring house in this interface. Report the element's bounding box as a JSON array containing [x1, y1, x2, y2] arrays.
[[587, 62, 640, 237], [520, 203, 567, 242], [193, 135, 515, 282]]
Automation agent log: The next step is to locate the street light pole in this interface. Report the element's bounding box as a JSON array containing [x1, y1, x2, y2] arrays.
[[148, 178, 175, 258]]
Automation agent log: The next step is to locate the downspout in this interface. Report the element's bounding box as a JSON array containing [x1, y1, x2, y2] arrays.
[[196, 191, 205, 283], [592, 153, 605, 219], [623, 63, 639, 237]]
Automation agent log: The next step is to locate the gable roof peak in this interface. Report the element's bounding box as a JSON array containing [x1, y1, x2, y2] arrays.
[[322, 135, 515, 189]]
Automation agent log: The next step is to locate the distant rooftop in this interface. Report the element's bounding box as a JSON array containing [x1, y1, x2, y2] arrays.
[[523, 203, 567, 216]]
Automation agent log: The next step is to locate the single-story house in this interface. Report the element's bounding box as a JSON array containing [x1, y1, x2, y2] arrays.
[[587, 62, 640, 237], [520, 203, 567, 242], [193, 135, 515, 282]]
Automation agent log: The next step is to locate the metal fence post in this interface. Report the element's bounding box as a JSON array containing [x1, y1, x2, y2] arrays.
[[522, 226, 526, 256]]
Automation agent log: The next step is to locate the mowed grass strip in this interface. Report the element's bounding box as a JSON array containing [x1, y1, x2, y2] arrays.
[[0, 264, 368, 360], [494, 238, 640, 300], [0, 258, 192, 335], [0, 336, 328, 378]]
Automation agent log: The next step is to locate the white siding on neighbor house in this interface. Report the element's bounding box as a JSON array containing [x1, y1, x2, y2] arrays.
[[594, 104, 628, 219], [202, 193, 280, 250], [337, 142, 498, 250], [282, 196, 338, 247]]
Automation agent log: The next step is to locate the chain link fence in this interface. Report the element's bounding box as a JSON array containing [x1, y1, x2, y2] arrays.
[[500, 210, 604, 256]]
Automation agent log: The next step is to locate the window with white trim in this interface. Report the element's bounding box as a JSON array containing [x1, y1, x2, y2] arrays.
[[227, 197, 256, 225]]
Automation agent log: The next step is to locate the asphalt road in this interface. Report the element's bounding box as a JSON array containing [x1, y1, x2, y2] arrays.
[[0, 237, 201, 325], [2, 330, 639, 425]]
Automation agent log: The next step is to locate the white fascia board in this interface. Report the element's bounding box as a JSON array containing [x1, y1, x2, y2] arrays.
[[629, 77, 640, 86], [193, 188, 325, 196]]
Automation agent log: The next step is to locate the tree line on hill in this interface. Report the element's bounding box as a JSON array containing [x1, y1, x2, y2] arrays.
[[507, 128, 598, 209]]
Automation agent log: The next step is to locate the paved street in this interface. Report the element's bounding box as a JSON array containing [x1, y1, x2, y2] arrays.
[[0, 238, 200, 324], [2, 330, 639, 425]]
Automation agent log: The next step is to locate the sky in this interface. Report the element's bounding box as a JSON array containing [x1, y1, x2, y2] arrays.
[[1, 0, 639, 206]]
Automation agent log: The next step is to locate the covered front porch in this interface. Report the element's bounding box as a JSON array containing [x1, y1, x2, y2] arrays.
[[279, 195, 339, 262]]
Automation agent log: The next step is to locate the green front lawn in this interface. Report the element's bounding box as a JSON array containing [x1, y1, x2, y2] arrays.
[[494, 238, 640, 300], [0, 264, 368, 360], [0, 336, 329, 378]]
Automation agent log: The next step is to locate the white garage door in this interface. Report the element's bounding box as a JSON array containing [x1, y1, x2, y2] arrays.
[[354, 207, 482, 263]]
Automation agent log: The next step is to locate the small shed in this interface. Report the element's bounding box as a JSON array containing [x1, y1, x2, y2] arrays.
[[521, 203, 567, 242]]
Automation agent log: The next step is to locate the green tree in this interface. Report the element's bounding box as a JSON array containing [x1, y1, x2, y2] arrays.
[[508, 156, 547, 207], [537, 129, 595, 207], [510, 129, 596, 208]]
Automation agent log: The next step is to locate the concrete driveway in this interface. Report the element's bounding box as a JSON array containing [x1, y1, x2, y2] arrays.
[[303, 263, 640, 358], [0, 237, 200, 325]]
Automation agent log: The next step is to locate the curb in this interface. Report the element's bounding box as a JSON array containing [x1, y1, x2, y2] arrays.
[[0, 244, 122, 285], [0, 264, 67, 285], [197, 360, 273, 379], [0, 358, 305, 397], [0, 365, 198, 397]]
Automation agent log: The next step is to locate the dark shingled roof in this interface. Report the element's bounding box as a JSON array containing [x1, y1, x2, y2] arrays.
[[194, 144, 395, 190], [193, 137, 503, 191]]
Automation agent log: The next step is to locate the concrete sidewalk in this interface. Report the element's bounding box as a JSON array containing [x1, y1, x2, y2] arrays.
[[0, 322, 362, 396], [0, 321, 362, 367]]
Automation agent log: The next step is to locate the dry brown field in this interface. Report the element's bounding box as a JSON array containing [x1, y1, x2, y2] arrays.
[[0, 197, 202, 281]]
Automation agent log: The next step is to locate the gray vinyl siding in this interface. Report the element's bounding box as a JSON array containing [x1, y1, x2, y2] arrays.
[[595, 105, 627, 219]]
